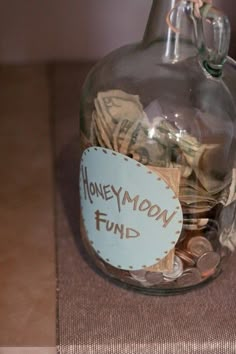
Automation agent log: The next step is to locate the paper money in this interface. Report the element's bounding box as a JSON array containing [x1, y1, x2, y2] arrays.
[[89, 112, 98, 145], [158, 120, 232, 195], [93, 111, 113, 149], [183, 218, 209, 231], [147, 165, 181, 195], [94, 97, 114, 137], [97, 90, 144, 124], [219, 226, 236, 252], [219, 201, 236, 252], [90, 88, 236, 255], [113, 119, 140, 154], [170, 162, 192, 178], [93, 112, 107, 148]]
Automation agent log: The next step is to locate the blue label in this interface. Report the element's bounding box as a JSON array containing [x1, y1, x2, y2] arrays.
[[80, 147, 183, 270]]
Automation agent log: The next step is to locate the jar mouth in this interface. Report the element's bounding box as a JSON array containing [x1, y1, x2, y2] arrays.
[[203, 60, 223, 78]]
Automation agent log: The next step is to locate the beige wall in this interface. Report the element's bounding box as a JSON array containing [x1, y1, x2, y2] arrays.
[[0, 0, 234, 63]]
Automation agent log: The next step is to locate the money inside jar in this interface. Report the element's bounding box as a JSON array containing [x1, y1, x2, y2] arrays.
[[80, 89, 236, 291]]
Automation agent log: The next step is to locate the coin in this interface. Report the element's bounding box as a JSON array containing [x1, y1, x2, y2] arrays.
[[127, 277, 154, 288], [145, 271, 164, 285], [125, 276, 141, 287], [163, 276, 176, 283], [187, 236, 213, 258], [176, 268, 202, 287], [140, 280, 155, 288], [130, 270, 154, 287], [88, 89, 233, 290], [175, 249, 195, 267], [163, 256, 183, 280], [130, 269, 146, 281], [197, 251, 221, 277]]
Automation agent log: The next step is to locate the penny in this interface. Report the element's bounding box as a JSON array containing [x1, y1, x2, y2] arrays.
[[177, 230, 197, 248], [187, 236, 213, 258], [145, 271, 164, 285], [197, 251, 221, 277], [175, 249, 195, 267], [163, 255, 183, 280], [176, 268, 202, 287]]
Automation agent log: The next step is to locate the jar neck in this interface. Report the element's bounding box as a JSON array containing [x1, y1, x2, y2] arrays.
[[142, 0, 196, 62]]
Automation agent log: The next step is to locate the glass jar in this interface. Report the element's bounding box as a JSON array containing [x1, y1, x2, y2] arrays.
[[79, 0, 236, 294]]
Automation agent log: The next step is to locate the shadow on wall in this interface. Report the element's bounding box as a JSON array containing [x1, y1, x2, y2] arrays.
[[0, 0, 150, 62], [0, 0, 234, 63]]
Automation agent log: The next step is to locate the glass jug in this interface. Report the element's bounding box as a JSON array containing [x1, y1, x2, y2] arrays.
[[79, 0, 236, 294]]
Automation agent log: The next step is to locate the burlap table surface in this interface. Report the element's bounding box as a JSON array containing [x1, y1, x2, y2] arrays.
[[52, 63, 236, 354]]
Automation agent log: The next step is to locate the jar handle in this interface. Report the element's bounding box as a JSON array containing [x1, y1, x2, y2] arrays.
[[192, 5, 231, 77]]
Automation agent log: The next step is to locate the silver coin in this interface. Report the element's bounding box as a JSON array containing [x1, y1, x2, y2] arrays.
[[176, 268, 202, 287], [197, 251, 221, 277], [140, 280, 155, 288], [129, 269, 155, 287], [163, 256, 183, 280], [162, 277, 176, 283], [187, 236, 213, 258], [145, 271, 163, 285], [130, 269, 146, 281]]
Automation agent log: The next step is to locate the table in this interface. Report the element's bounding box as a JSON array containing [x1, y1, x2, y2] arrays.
[[1, 63, 236, 354]]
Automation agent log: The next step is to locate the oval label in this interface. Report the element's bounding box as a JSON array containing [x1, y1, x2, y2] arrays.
[[80, 147, 183, 270]]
